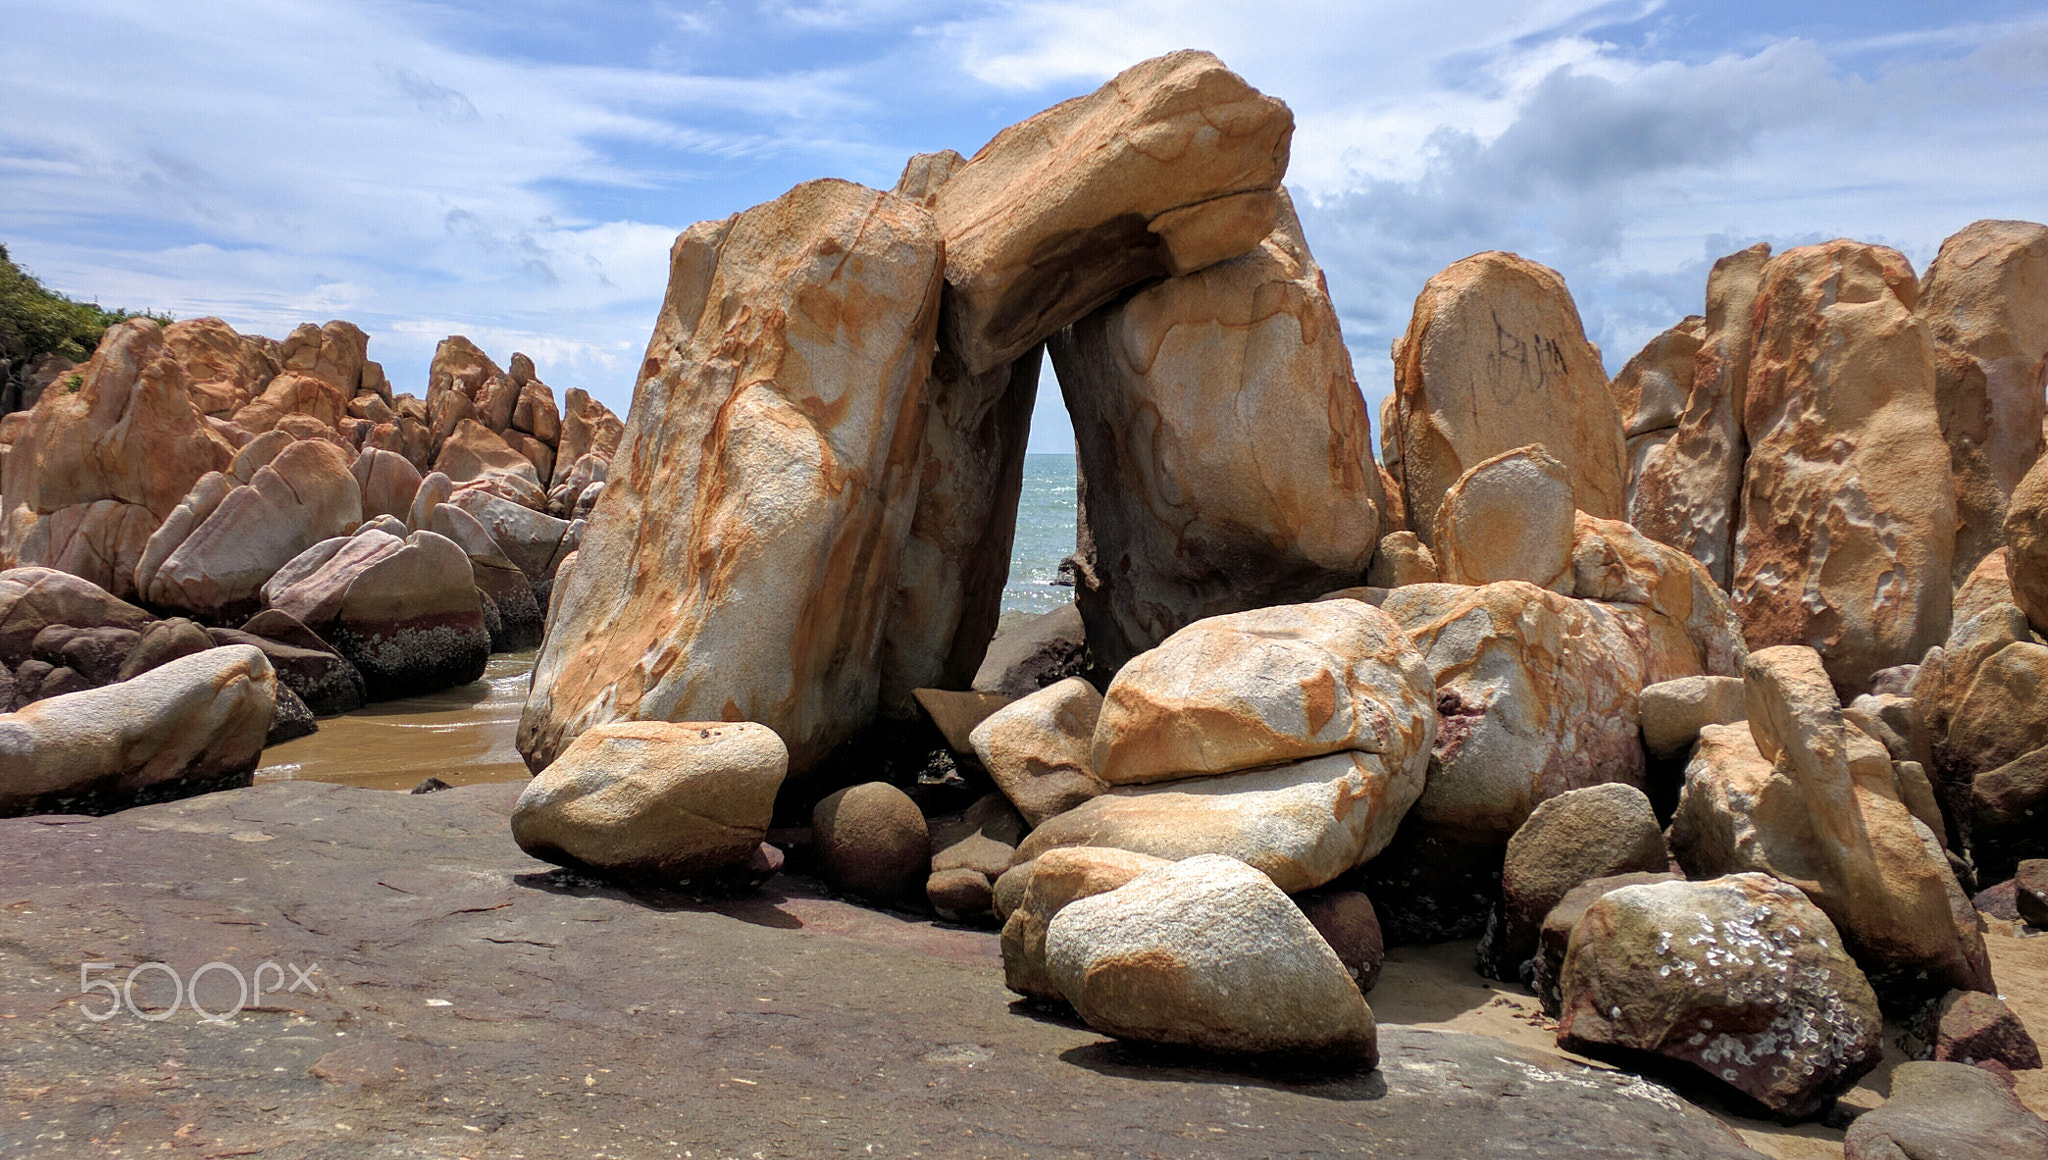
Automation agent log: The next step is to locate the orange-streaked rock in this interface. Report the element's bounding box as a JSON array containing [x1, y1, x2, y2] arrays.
[[1918, 220, 2048, 586], [931, 50, 1292, 376], [1622, 244, 1771, 588], [1732, 241, 1955, 692], [1049, 191, 1383, 673], [1389, 251, 1627, 547], [1090, 600, 1435, 787], [518, 179, 944, 775], [1434, 444, 1573, 593]]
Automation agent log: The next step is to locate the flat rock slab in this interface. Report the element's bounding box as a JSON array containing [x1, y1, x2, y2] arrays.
[[0, 781, 1764, 1158]]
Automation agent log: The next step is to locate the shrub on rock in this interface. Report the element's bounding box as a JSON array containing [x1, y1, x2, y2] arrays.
[[512, 721, 787, 886], [1556, 873, 1883, 1120], [1046, 854, 1377, 1067]]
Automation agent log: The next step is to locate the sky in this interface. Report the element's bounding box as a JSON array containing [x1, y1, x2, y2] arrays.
[[3, 1, 2045, 454]]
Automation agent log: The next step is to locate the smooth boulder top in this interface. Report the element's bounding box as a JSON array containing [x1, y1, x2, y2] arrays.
[[512, 720, 787, 884], [0, 643, 278, 816], [931, 50, 1293, 375], [1389, 250, 1629, 547], [1091, 599, 1437, 787], [1012, 748, 1423, 894], [1434, 444, 1575, 593], [968, 676, 1108, 829], [1045, 854, 1376, 1066], [1843, 1060, 2048, 1160]]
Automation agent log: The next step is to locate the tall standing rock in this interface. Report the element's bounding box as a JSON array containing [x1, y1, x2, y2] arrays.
[[1389, 252, 1627, 547], [876, 140, 1041, 714], [1917, 220, 2048, 586], [1612, 316, 1704, 517], [1631, 244, 1771, 588], [518, 180, 944, 774], [930, 50, 1293, 376], [1049, 192, 1383, 673], [1732, 241, 1956, 692]]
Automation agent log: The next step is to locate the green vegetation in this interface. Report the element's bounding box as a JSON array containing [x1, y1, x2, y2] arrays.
[[0, 242, 170, 365]]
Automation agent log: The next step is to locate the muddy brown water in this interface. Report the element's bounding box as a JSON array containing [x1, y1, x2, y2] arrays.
[[256, 650, 537, 792]]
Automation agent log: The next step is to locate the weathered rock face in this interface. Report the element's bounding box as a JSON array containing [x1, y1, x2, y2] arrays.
[[1954, 545, 2015, 625], [2003, 455, 2048, 636], [1917, 220, 2048, 586], [1480, 783, 1669, 983], [931, 51, 1292, 376], [1842, 1060, 2048, 1160], [1377, 582, 1648, 839], [876, 345, 1039, 713], [1556, 873, 1883, 1121], [1366, 531, 1438, 587], [137, 439, 362, 620], [552, 388, 624, 489], [1632, 244, 1771, 588], [1049, 191, 1383, 672], [1613, 318, 1706, 511], [215, 613, 365, 716], [261, 529, 487, 700], [0, 566, 154, 663], [435, 420, 546, 510], [972, 602, 1087, 700], [0, 644, 277, 816], [0, 319, 234, 597], [1639, 675, 1747, 761], [1669, 648, 1992, 1003], [447, 488, 578, 600], [519, 180, 944, 775], [1388, 252, 1627, 547], [926, 792, 1025, 922], [968, 677, 1107, 828], [1917, 989, 2042, 1071], [162, 317, 279, 416], [511, 721, 787, 885], [352, 447, 421, 523], [1531, 870, 1680, 1017], [1046, 854, 1376, 1066], [1920, 603, 2048, 877], [425, 502, 542, 652], [1434, 445, 1573, 592], [1001, 846, 1169, 1000], [1090, 600, 1436, 787], [426, 336, 500, 415], [1570, 513, 1748, 678], [1012, 748, 1424, 894], [1732, 241, 1956, 692]]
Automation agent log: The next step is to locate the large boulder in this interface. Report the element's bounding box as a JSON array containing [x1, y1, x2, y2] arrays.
[[1479, 782, 1669, 983], [0, 566, 153, 664], [511, 721, 787, 885], [1569, 513, 1747, 678], [1000, 846, 1169, 1001], [2004, 455, 2048, 637], [1843, 1060, 2048, 1160], [1614, 316, 1705, 511], [1433, 444, 1573, 592], [1376, 581, 1648, 839], [1387, 251, 1628, 548], [0, 319, 235, 597], [1557, 873, 1884, 1121], [1632, 244, 1771, 588], [551, 388, 623, 488], [1012, 749, 1424, 894], [261, 529, 487, 700], [971, 602, 1086, 699], [424, 501, 543, 651], [967, 677, 1107, 828], [1089, 600, 1436, 787], [1047, 191, 1384, 672], [1045, 854, 1376, 1066], [1669, 647, 1993, 1004], [1731, 241, 1955, 691], [0, 644, 277, 816], [433, 419, 546, 510], [519, 180, 944, 775], [160, 316, 279, 416], [352, 446, 421, 523], [136, 438, 363, 620], [812, 781, 930, 908], [929, 51, 1291, 376], [1917, 220, 2048, 586]]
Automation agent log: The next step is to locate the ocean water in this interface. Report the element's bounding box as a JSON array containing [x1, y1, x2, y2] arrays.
[[1002, 453, 1078, 615]]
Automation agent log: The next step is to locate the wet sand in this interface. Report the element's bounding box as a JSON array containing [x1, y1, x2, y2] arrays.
[[255, 651, 537, 792]]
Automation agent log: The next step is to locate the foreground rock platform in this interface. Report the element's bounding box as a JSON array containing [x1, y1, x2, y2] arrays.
[[0, 781, 1767, 1158]]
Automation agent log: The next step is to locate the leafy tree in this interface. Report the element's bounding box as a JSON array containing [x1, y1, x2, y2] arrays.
[[0, 243, 169, 365]]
